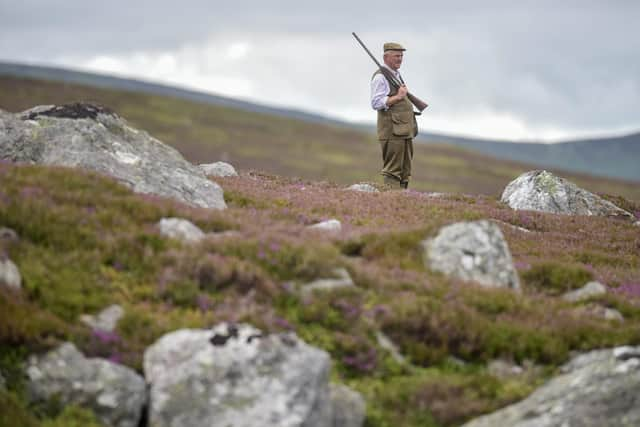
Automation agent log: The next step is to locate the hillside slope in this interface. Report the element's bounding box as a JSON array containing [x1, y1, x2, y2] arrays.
[[2, 61, 639, 183], [1, 75, 639, 202], [1, 161, 639, 426]]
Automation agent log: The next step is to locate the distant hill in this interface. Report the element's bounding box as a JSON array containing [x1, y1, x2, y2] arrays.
[[1, 63, 639, 201], [1, 61, 638, 182], [419, 132, 640, 183]]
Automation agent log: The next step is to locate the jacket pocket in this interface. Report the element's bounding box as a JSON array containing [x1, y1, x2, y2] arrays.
[[391, 112, 412, 137]]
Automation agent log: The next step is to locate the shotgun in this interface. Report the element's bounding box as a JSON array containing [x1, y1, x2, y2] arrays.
[[352, 32, 428, 112]]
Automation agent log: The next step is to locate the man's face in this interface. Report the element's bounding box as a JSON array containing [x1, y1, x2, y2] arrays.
[[384, 50, 404, 70]]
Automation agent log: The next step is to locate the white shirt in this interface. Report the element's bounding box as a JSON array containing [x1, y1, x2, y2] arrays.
[[370, 65, 403, 111]]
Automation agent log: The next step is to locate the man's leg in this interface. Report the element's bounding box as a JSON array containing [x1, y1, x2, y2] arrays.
[[380, 139, 406, 189], [400, 138, 414, 189]]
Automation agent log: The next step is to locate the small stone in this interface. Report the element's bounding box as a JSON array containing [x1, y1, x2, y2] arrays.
[[198, 161, 238, 177], [0, 227, 19, 242], [80, 304, 125, 332], [158, 217, 205, 243], [0, 258, 21, 290], [308, 219, 342, 233], [347, 183, 379, 193], [488, 359, 524, 379], [301, 268, 354, 296], [562, 281, 607, 303]]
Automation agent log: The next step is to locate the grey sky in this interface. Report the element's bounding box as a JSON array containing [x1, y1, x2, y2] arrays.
[[1, 1, 639, 141]]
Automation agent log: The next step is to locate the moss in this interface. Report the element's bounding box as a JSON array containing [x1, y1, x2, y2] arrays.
[[521, 262, 594, 294], [353, 369, 534, 427], [0, 391, 39, 427], [359, 229, 430, 271]]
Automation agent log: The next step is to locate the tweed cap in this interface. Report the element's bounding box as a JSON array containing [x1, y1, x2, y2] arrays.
[[383, 42, 405, 52]]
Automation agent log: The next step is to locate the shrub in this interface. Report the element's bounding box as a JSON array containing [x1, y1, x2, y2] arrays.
[[521, 262, 593, 294]]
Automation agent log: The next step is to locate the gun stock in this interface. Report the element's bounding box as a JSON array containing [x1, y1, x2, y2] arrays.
[[407, 93, 428, 112]]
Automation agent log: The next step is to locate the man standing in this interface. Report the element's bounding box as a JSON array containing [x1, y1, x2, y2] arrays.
[[370, 42, 418, 189]]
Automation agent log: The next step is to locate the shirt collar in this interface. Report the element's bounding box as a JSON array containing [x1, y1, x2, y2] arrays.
[[382, 64, 400, 77]]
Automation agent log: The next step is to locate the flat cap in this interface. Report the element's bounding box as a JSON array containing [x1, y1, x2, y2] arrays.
[[383, 42, 405, 51]]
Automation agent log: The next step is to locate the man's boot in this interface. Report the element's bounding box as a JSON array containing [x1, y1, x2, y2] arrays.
[[383, 175, 402, 189], [400, 181, 409, 189]]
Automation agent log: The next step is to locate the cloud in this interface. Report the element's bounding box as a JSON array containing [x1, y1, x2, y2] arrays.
[[1, 0, 639, 141]]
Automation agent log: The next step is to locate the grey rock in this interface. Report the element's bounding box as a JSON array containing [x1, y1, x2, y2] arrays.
[[308, 219, 342, 233], [26, 343, 146, 427], [462, 346, 640, 427], [0, 227, 19, 243], [80, 304, 125, 332], [487, 359, 524, 379], [144, 323, 333, 427], [422, 220, 520, 290], [563, 281, 607, 303], [330, 384, 366, 427], [0, 257, 21, 290], [157, 217, 205, 243], [347, 183, 379, 193], [301, 268, 354, 296], [578, 304, 625, 322], [0, 104, 226, 209], [501, 170, 633, 218], [199, 161, 238, 177]]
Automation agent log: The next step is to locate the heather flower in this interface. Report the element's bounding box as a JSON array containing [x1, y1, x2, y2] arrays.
[[610, 283, 640, 298]]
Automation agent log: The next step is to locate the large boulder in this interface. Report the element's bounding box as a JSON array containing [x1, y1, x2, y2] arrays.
[[422, 220, 520, 290], [144, 323, 348, 427], [501, 170, 633, 218], [0, 104, 226, 209], [462, 346, 640, 427], [26, 342, 146, 427]]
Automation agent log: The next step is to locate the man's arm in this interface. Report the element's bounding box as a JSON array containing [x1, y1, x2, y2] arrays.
[[370, 73, 408, 111]]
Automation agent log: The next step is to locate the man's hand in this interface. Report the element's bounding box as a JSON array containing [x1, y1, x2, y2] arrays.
[[397, 85, 408, 99], [386, 85, 408, 107]]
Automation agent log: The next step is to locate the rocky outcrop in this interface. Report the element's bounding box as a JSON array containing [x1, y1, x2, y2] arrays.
[[462, 346, 640, 427], [80, 304, 125, 333], [0, 257, 21, 290], [501, 170, 633, 218], [26, 343, 146, 427], [199, 161, 238, 177], [0, 104, 226, 209], [144, 323, 362, 427], [157, 217, 205, 243], [422, 220, 520, 290]]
